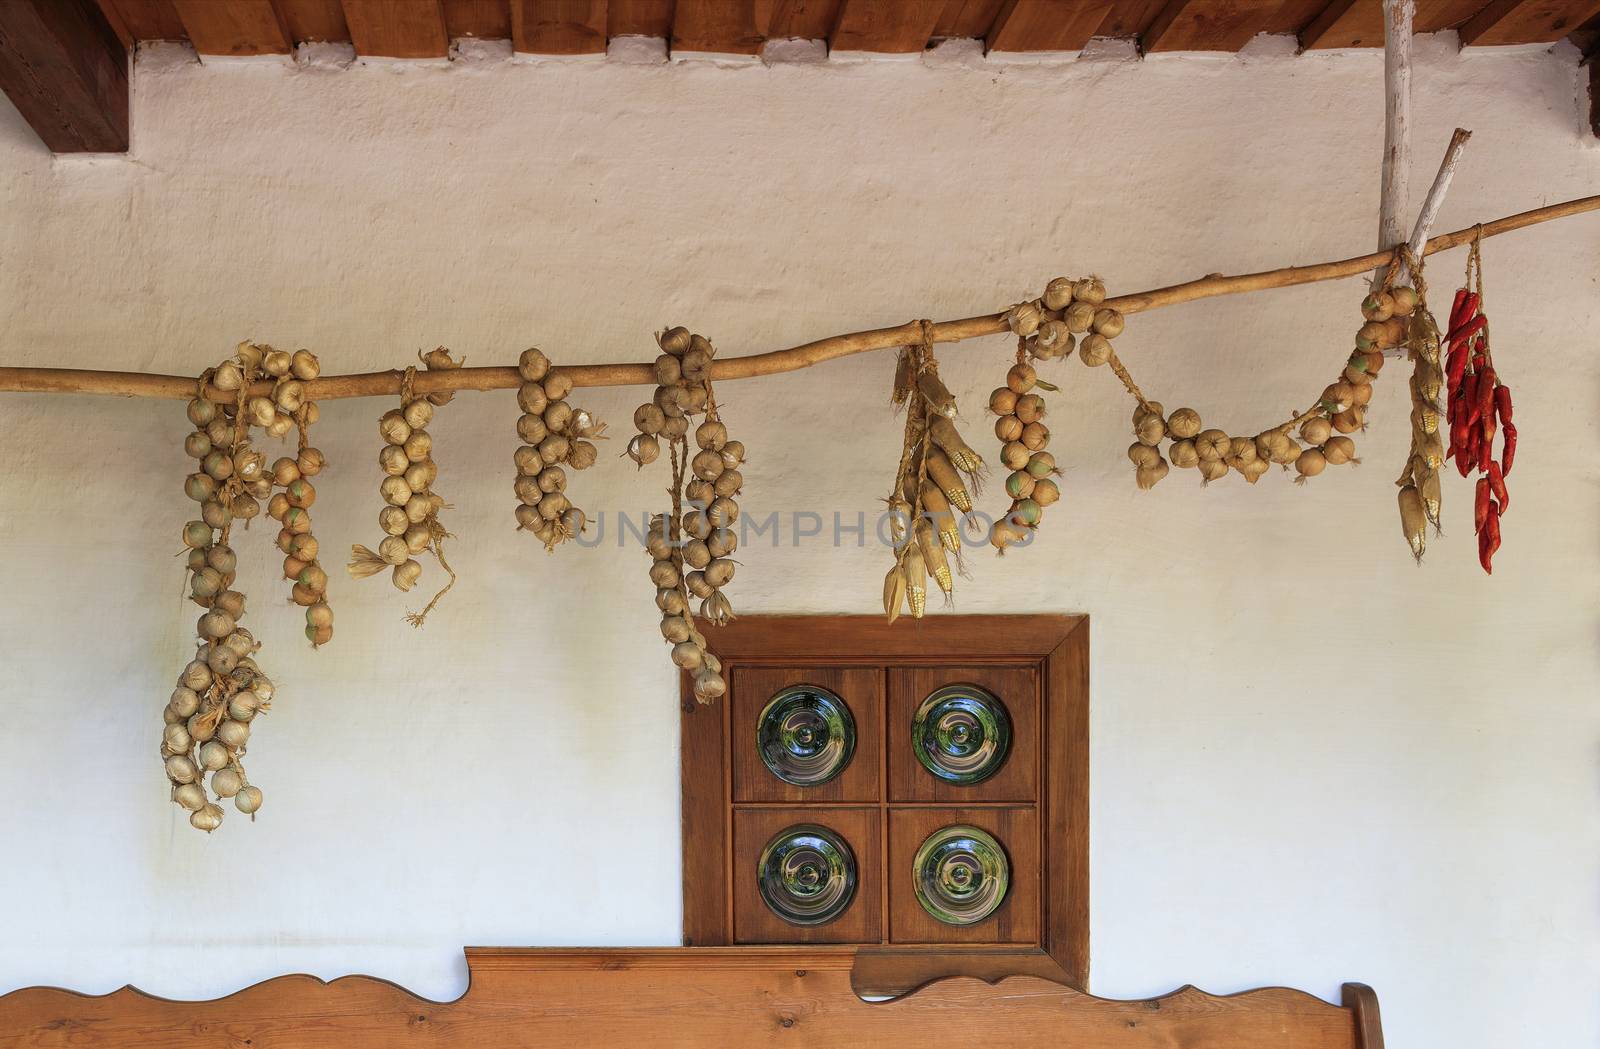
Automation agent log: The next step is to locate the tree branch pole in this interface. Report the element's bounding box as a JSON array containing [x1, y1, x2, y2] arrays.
[[1394, 127, 1471, 289], [1373, 0, 1414, 288], [1, 193, 1597, 403]]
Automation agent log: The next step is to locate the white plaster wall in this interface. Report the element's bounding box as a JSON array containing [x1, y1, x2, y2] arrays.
[[0, 38, 1596, 1049]]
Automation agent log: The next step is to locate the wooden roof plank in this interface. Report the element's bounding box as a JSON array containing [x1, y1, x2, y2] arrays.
[[0, 0, 129, 152], [1460, 0, 1600, 42], [933, 0, 1008, 37], [443, 0, 512, 37], [1094, 0, 1170, 37], [171, 0, 293, 54], [103, 0, 187, 40], [987, 0, 1115, 50], [341, 0, 449, 55], [830, 0, 943, 50], [278, 0, 351, 41], [512, 0, 607, 52], [1145, 0, 1290, 51], [1301, 0, 1488, 48], [767, 0, 843, 40], [672, 0, 763, 52], [608, 0, 674, 37]]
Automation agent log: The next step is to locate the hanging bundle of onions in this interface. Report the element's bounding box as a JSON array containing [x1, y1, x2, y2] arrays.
[[510, 347, 605, 552], [347, 350, 467, 626], [986, 358, 1058, 552], [165, 341, 314, 831], [631, 326, 739, 702]]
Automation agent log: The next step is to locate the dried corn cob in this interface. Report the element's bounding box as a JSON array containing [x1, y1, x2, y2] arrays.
[[925, 448, 972, 512], [903, 545, 927, 619], [930, 415, 984, 474], [915, 519, 953, 595]]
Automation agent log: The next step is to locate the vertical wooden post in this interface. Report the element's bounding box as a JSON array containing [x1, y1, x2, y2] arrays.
[[1373, 0, 1414, 287]]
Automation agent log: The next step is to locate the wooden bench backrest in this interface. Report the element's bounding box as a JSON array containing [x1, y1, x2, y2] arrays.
[[1, 947, 1382, 1049]]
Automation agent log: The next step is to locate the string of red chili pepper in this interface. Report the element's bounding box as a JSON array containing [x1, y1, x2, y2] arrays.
[[1444, 235, 1514, 574]]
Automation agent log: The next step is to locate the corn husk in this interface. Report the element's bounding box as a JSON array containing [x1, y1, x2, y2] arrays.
[[918, 481, 961, 550], [903, 545, 927, 619], [915, 520, 953, 595], [917, 371, 958, 418], [1398, 484, 1427, 561], [930, 416, 984, 475], [883, 563, 907, 625], [924, 448, 972, 513]]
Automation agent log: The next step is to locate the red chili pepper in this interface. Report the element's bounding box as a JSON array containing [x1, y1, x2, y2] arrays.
[[1478, 437, 1493, 474], [1457, 438, 1476, 478], [1481, 412, 1497, 451], [1446, 314, 1487, 345], [1446, 348, 1470, 391], [1477, 367, 1496, 415], [1494, 384, 1512, 424], [1479, 510, 1501, 574], [1463, 373, 1481, 427], [1474, 477, 1491, 533], [1449, 290, 1478, 332], [1488, 461, 1508, 514], [1501, 421, 1517, 477]]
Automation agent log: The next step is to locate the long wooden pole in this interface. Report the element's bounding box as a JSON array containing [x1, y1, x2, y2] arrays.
[[1, 193, 1597, 403], [1373, 0, 1414, 287]]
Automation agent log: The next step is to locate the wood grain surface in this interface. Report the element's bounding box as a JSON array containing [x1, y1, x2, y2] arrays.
[[0, 948, 1377, 1049]]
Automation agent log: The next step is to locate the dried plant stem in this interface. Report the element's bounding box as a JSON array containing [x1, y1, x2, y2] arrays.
[[1, 195, 1596, 403]]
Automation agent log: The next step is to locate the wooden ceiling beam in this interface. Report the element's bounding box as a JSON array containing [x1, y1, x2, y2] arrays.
[[985, 0, 1114, 50], [829, 0, 942, 51], [341, 0, 449, 56], [0, 0, 129, 152], [512, 0, 607, 52], [171, 0, 293, 54], [1459, 0, 1600, 43]]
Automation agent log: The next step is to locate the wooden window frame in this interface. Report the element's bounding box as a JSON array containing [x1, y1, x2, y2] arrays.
[[681, 614, 1089, 990]]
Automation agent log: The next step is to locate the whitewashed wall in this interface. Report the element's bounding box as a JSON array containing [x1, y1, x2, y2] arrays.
[[0, 35, 1595, 1049]]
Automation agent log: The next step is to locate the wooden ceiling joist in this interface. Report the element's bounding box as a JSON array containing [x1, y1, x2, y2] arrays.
[[0, 0, 129, 152], [511, 0, 607, 53], [341, 0, 449, 57]]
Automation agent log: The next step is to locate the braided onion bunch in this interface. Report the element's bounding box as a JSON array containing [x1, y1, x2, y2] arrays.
[[347, 351, 465, 625], [631, 326, 741, 702], [167, 341, 325, 831], [512, 347, 604, 551], [986, 359, 1057, 552]]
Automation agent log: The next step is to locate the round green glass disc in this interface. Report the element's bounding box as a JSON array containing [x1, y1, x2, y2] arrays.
[[757, 824, 857, 926], [912, 824, 1010, 926], [757, 685, 856, 786], [912, 684, 1011, 785]]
